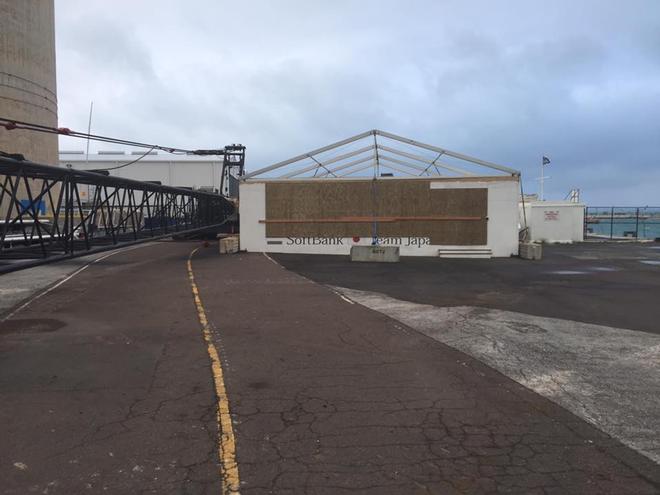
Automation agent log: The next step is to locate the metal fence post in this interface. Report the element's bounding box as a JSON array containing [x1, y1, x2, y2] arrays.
[[610, 207, 614, 240], [584, 207, 588, 239]]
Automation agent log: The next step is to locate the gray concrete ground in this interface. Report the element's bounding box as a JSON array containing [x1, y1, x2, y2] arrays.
[[334, 286, 660, 464]]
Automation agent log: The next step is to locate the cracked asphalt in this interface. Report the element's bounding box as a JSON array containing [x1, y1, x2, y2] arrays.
[[1, 241, 220, 494], [1, 241, 659, 493], [194, 249, 660, 494], [331, 286, 660, 465]]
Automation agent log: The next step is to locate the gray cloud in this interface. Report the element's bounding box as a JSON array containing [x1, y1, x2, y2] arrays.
[[55, 0, 660, 204]]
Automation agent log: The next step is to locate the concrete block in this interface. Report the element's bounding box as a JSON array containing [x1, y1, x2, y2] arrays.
[[519, 242, 542, 260], [219, 236, 239, 254], [350, 245, 400, 263]]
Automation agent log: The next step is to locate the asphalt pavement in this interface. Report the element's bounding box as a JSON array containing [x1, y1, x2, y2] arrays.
[[1, 242, 659, 494], [273, 242, 660, 334], [0, 241, 220, 494], [194, 248, 660, 494]]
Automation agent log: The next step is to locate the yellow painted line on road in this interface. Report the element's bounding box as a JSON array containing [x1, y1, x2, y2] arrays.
[[187, 247, 240, 494]]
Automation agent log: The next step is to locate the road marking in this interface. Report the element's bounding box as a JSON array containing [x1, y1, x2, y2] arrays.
[[339, 294, 355, 305], [262, 252, 280, 266], [262, 254, 354, 306], [187, 247, 240, 495], [1, 245, 145, 323], [327, 287, 356, 305]]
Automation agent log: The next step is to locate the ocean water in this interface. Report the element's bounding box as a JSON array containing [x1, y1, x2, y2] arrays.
[[586, 220, 660, 239]]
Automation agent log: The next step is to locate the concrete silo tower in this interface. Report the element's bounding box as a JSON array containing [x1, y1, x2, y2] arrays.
[[0, 0, 58, 165]]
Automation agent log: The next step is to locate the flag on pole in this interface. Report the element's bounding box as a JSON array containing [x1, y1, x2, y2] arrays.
[[542, 156, 551, 166]]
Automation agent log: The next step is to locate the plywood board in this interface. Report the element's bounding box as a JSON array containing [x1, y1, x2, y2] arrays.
[[264, 180, 487, 244]]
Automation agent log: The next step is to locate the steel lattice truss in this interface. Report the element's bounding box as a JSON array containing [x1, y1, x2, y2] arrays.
[[242, 129, 519, 180], [0, 156, 235, 273]]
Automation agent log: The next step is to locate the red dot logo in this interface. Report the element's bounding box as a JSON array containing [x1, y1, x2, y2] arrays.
[[352, 236, 360, 243]]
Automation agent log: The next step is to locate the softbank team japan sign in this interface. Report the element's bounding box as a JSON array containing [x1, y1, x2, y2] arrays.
[[272, 237, 432, 248]]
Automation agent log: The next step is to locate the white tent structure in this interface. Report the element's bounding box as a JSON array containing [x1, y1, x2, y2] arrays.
[[240, 130, 521, 258], [243, 129, 519, 180]]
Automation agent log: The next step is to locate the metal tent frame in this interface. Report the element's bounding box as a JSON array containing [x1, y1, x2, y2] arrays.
[[242, 130, 520, 180]]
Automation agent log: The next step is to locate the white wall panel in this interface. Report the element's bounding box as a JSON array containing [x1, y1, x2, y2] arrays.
[[240, 178, 520, 258]]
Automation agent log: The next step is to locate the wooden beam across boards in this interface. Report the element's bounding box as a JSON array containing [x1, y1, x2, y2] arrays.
[[259, 215, 485, 224]]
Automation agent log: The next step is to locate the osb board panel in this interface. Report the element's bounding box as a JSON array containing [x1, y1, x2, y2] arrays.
[[264, 181, 487, 244]]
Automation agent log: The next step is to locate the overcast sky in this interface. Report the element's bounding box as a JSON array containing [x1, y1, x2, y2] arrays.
[[55, 0, 660, 204]]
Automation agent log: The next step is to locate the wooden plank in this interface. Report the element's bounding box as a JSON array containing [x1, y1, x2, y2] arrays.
[[260, 215, 483, 224]]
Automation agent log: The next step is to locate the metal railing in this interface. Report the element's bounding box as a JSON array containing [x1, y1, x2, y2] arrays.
[[1, 155, 235, 273], [584, 206, 660, 241]]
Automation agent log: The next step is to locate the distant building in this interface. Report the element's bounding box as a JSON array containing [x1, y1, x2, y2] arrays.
[[519, 201, 585, 243], [59, 150, 226, 192]]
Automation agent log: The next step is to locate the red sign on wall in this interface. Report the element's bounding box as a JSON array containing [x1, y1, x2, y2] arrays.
[[544, 210, 560, 221]]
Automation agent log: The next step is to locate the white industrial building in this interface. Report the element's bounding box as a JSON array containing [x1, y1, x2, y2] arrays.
[[240, 130, 521, 258], [520, 200, 585, 243], [59, 150, 226, 191]]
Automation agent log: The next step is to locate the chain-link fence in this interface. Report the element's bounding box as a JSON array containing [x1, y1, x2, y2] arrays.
[[584, 207, 660, 240]]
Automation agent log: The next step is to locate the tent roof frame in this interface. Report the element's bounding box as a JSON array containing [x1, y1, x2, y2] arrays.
[[242, 129, 520, 180]]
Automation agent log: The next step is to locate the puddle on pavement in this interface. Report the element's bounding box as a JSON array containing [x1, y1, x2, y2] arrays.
[[640, 260, 660, 266], [547, 270, 588, 275], [0, 318, 66, 335]]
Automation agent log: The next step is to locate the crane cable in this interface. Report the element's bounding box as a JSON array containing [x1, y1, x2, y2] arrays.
[[101, 146, 158, 171], [0, 116, 228, 156]]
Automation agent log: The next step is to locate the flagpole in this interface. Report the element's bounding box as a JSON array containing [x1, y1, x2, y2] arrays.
[[85, 101, 93, 166], [540, 156, 544, 201]]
